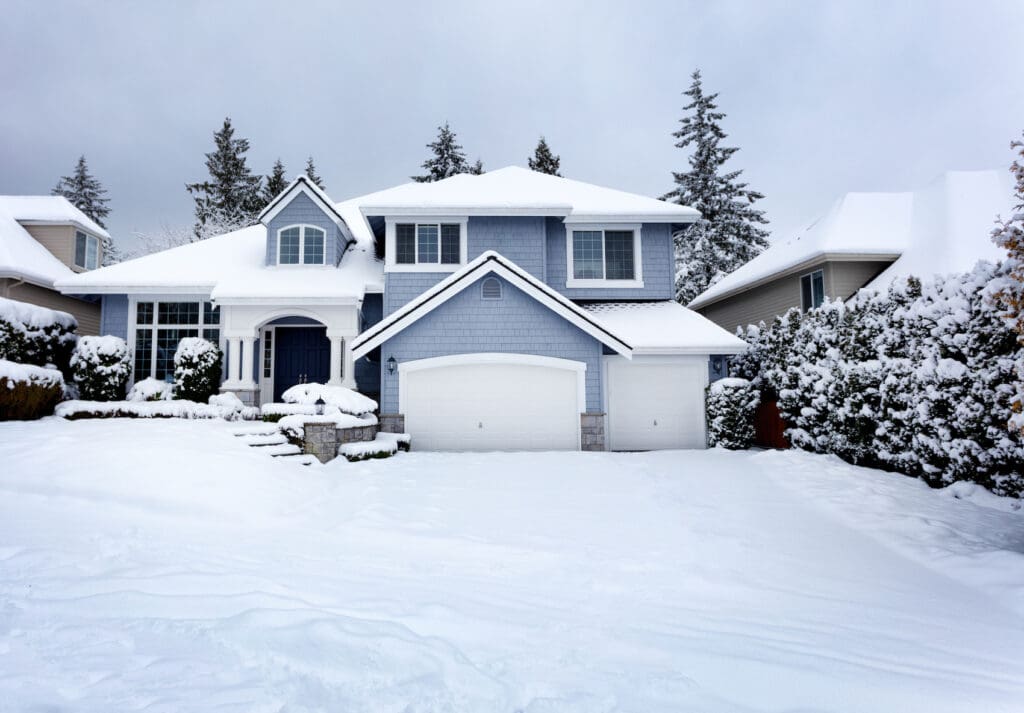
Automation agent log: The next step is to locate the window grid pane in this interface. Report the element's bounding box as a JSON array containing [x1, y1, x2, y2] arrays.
[[86, 237, 98, 269], [279, 227, 300, 264], [604, 231, 635, 280], [440, 224, 460, 264], [263, 331, 273, 378], [417, 225, 439, 263], [202, 328, 220, 344], [203, 302, 220, 324], [136, 302, 154, 325], [396, 224, 416, 264], [157, 302, 199, 325], [134, 328, 152, 379], [812, 272, 825, 308], [303, 227, 325, 264], [572, 231, 604, 279], [74, 232, 87, 268], [155, 328, 198, 380]]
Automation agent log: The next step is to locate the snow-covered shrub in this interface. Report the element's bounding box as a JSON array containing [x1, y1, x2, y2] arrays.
[[70, 336, 131, 401], [339, 434, 399, 462], [127, 377, 173, 402], [281, 382, 377, 416], [706, 377, 758, 449], [173, 338, 221, 403], [0, 359, 64, 420], [56, 395, 257, 421], [0, 296, 77, 372]]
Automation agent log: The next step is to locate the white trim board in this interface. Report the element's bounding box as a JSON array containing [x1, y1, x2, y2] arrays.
[[383, 217, 468, 273]]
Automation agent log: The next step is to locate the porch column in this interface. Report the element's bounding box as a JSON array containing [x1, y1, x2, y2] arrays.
[[240, 336, 257, 388], [327, 335, 344, 387], [342, 340, 355, 389], [225, 337, 241, 384]]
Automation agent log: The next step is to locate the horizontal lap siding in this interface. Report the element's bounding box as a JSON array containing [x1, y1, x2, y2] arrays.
[[379, 275, 603, 413], [4, 281, 102, 335], [265, 192, 344, 266]]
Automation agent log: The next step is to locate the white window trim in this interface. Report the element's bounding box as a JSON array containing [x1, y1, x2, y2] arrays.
[[128, 297, 222, 384], [276, 224, 328, 266], [800, 268, 825, 311], [565, 224, 644, 289], [384, 216, 468, 273], [74, 230, 100, 270]]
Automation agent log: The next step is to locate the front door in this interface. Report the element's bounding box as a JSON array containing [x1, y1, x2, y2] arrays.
[[273, 327, 331, 401]]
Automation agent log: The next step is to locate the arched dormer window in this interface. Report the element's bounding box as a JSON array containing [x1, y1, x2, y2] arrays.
[[481, 276, 502, 300], [278, 225, 326, 265]]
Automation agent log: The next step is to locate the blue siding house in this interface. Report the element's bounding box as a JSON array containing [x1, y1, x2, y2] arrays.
[[57, 168, 746, 451]]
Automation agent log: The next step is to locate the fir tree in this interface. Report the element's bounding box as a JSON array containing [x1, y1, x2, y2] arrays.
[[262, 158, 288, 205], [185, 117, 263, 238], [52, 155, 120, 265], [304, 156, 325, 189], [412, 123, 481, 182], [664, 70, 770, 305], [528, 136, 561, 176]]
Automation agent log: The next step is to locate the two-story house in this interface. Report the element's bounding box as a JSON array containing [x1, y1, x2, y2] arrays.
[[1, 195, 109, 333], [57, 167, 745, 451]]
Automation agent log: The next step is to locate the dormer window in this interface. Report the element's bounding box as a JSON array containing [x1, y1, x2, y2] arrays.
[[278, 225, 326, 265], [74, 230, 99, 270]]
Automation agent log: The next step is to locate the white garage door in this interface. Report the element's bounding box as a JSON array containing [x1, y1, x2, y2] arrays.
[[400, 354, 584, 451], [606, 356, 707, 450]]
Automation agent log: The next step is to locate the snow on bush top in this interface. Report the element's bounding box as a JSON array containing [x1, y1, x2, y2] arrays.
[[174, 337, 218, 362], [709, 377, 752, 394], [127, 377, 173, 402], [281, 383, 377, 415], [0, 296, 76, 330], [72, 335, 129, 366], [0, 358, 64, 388]]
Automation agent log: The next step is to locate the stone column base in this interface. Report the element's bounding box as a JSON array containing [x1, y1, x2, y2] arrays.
[[379, 414, 406, 434], [304, 422, 338, 463], [581, 412, 606, 451]]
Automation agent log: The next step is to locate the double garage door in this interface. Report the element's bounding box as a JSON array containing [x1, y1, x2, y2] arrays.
[[399, 353, 707, 452]]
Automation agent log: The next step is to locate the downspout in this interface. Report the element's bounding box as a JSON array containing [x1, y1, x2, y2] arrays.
[[3, 278, 25, 298]]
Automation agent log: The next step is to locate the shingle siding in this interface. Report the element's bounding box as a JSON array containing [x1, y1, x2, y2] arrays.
[[265, 192, 346, 266], [100, 294, 129, 339], [467, 216, 545, 279], [379, 275, 603, 413], [545, 218, 674, 300]]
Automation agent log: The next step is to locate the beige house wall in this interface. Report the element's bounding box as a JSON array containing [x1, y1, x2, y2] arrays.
[[0, 278, 101, 335], [21, 224, 103, 273]]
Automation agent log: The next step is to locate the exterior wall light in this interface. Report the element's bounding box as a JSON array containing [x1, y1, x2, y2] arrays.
[[315, 397, 326, 415], [387, 356, 397, 375]]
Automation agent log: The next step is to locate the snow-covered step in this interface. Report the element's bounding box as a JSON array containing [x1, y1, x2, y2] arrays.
[[240, 433, 288, 446], [282, 454, 318, 466], [266, 443, 302, 457], [231, 423, 279, 437]]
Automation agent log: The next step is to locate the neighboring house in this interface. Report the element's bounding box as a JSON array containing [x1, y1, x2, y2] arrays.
[[0, 196, 108, 334], [689, 170, 1016, 334], [58, 167, 745, 451]]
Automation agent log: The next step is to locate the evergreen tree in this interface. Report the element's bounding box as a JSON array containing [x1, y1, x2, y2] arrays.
[[52, 155, 120, 265], [412, 123, 480, 182], [262, 158, 288, 205], [304, 156, 325, 189], [185, 117, 263, 238], [664, 70, 770, 305], [528, 136, 561, 176]]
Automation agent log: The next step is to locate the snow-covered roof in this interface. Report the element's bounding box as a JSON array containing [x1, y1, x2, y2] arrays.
[[689, 170, 1016, 309], [258, 175, 349, 230], [582, 301, 748, 355], [357, 166, 700, 223], [0, 195, 109, 288], [56, 193, 385, 301]]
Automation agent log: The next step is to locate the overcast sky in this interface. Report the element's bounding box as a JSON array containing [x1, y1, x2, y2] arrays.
[[1, 0, 1022, 252]]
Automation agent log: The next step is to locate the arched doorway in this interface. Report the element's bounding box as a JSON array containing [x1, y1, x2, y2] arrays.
[[259, 316, 331, 403]]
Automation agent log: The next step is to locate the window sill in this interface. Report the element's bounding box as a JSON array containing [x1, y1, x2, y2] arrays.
[[385, 263, 464, 273], [565, 278, 645, 289]]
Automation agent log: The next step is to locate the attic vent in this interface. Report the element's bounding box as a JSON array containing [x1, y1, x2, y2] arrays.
[[481, 277, 502, 300]]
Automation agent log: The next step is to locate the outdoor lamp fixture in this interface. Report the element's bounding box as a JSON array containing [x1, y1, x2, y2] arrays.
[[314, 397, 326, 416], [712, 357, 723, 373], [387, 356, 397, 375]]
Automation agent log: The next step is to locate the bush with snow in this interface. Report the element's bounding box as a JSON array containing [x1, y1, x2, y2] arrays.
[[0, 359, 65, 420], [56, 393, 258, 421], [127, 377, 174, 402], [280, 382, 377, 416], [706, 377, 758, 449], [734, 262, 1024, 496], [0, 296, 77, 372], [173, 338, 221, 403], [70, 336, 132, 402]]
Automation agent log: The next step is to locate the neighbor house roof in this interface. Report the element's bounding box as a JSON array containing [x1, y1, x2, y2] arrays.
[[357, 166, 701, 223], [581, 301, 747, 355], [0, 195, 109, 289], [689, 170, 1015, 310]]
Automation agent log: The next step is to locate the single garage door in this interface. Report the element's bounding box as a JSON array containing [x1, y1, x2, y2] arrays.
[[400, 354, 584, 451], [606, 356, 707, 450]]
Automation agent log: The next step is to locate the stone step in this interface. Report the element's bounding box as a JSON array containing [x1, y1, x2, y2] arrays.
[[266, 443, 302, 457], [241, 433, 288, 446], [231, 423, 279, 437]]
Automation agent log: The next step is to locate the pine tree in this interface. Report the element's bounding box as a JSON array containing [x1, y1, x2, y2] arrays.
[[185, 117, 263, 239], [412, 123, 481, 182], [262, 158, 288, 205], [528, 136, 561, 176], [988, 131, 1024, 433], [304, 156, 325, 189], [52, 155, 120, 265], [664, 70, 770, 305]]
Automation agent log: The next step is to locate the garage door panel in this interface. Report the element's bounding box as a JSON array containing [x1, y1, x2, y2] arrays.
[[402, 359, 581, 451], [607, 359, 706, 451]]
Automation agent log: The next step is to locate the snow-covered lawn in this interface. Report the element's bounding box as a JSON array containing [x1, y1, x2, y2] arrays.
[[1, 419, 1022, 712]]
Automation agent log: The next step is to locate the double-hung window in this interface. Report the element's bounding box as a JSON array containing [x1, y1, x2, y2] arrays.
[[132, 300, 221, 381], [391, 221, 464, 269], [74, 231, 100, 270], [800, 269, 825, 311], [278, 225, 327, 265], [566, 226, 642, 287]]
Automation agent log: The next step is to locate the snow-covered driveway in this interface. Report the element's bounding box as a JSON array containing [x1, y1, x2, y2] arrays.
[[0, 418, 1022, 712]]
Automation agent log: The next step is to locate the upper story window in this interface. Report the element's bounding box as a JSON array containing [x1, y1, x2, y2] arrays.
[[386, 218, 467, 272], [278, 225, 326, 265], [74, 230, 99, 270], [565, 225, 643, 288], [801, 269, 825, 311]]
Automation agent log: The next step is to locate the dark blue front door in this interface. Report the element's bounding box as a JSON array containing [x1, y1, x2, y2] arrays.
[[273, 327, 330, 401]]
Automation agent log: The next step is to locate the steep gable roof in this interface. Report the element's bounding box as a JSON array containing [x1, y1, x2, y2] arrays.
[[259, 175, 349, 228]]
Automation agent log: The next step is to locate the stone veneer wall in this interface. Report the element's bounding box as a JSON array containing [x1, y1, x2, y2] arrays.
[[378, 414, 406, 433], [303, 422, 337, 463], [580, 412, 606, 451]]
